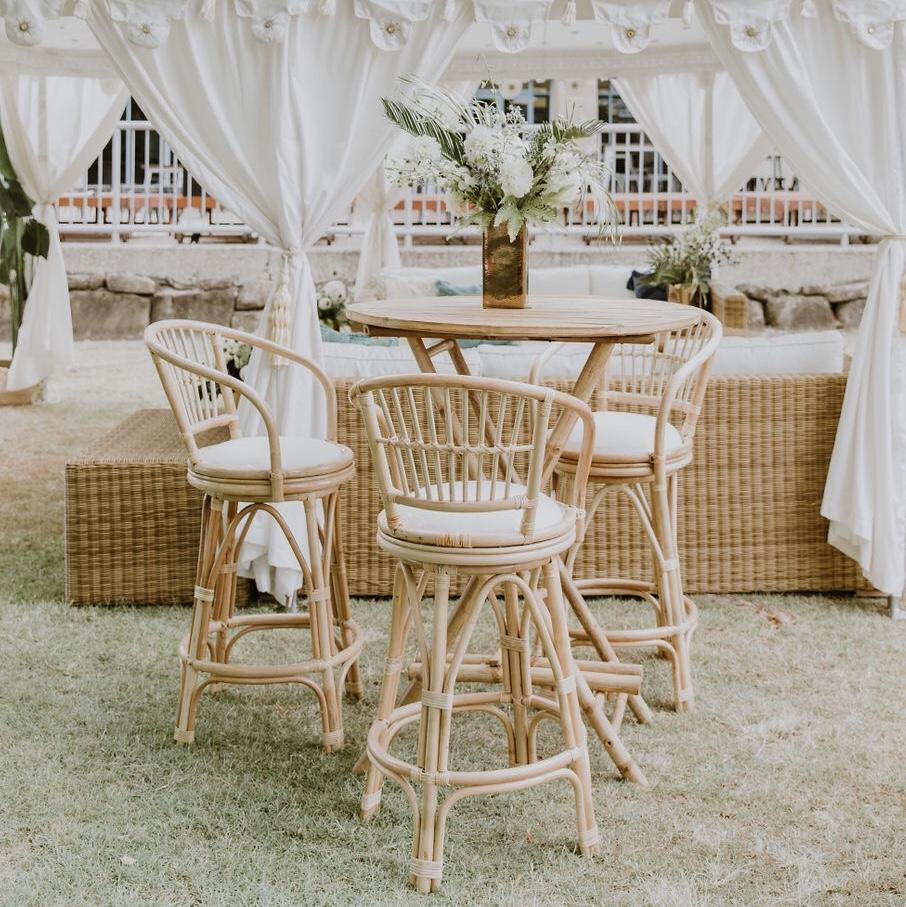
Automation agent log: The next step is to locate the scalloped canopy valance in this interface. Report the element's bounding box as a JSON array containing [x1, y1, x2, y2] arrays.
[[2, 0, 906, 54]]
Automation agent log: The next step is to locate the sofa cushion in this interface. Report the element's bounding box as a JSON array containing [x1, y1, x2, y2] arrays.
[[321, 341, 482, 379], [530, 266, 592, 296], [476, 330, 845, 381], [710, 330, 845, 376], [589, 265, 637, 299]]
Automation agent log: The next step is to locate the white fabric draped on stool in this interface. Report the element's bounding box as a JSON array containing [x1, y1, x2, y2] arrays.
[[614, 69, 770, 210], [700, 3, 906, 594], [89, 2, 470, 600], [0, 72, 126, 392]]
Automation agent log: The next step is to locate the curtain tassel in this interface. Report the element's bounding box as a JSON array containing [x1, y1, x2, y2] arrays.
[[319, 0, 336, 14], [443, 0, 457, 21], [800, 0, 817, 16], [269, 252, 294, 362], [561, 0, 576, 26], [681, 0, 695, 28], [73, 0, 90, 19], [200, 0, 215, 20]]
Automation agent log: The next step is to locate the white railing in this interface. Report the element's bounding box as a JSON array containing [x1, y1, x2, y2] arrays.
[[58, 120, 855, 244]]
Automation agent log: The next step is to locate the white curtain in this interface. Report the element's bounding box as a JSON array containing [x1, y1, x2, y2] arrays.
[[89, 1, 469, 601], [352, 165, 403, 300], [614, 69, 771, 208], [0, 72, 126, 391], [700, 4, 906, 595]]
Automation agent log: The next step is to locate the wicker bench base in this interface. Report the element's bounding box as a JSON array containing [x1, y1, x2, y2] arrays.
[[64, 375, 866, 605]]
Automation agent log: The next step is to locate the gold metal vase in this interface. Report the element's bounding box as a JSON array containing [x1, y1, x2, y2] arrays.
[[482, 222, 528, 309]]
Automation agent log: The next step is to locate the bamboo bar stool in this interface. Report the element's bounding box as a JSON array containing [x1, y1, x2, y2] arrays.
[[351, 373, 606, 893], [145, 320, 364, 750], [535, 310, 722, 713]]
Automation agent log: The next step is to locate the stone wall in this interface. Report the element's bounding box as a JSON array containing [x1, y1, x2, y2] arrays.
[[739, 280, 867, 331]]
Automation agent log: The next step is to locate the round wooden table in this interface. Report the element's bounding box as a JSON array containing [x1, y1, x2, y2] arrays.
[[347, 294, 701, 785]]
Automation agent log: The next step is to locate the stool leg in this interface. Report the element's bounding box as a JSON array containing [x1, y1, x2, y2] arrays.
[[540, 561, 599, 857], [411, 568, 451, 894], [503, 581, 531, 766], [652, 468, 693, 712], [329, 496, 362, 700], [209, 501, 239, 691], [361, 566, 412, 820], [175, 496, 218, 744], [304, 496, 344, 751]]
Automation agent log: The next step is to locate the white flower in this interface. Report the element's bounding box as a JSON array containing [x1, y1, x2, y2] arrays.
[[499, 153, 534, 199], [546, 166, 583, 205], [322, 278, 348, 302], [409, 135, 442, 164], [239, 365, 248, 381], [464, 125, 499, 166]]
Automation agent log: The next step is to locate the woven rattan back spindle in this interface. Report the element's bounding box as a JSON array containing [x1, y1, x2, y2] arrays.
[[351, 374, 595, 544]]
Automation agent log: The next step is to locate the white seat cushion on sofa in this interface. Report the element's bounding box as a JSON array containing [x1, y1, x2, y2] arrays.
[[710, 330, 845, 375], [379, 481, 570, 546], [322, 341, 482, 379], [195, 436, 352, 476], [476, 330, 845, 381], [561, 411, 683, 461], [588, 265, 636, 298]]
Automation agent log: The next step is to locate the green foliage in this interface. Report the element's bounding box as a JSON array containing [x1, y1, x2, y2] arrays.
[[642, 211, 734, 305], [381, 98, 466, 166], [0, 124, 50, 353]]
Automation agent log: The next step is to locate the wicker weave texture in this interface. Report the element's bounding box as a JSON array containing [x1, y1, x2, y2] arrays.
[[64, 374, 863, 604]]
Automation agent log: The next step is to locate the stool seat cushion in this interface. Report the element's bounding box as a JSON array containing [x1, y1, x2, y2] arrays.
[[561, 411, 684, 462], [378, 481, 573, 547], [193, 436, 353, 478]]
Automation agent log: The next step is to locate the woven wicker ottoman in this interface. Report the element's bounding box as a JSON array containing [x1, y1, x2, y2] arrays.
[[65, 375, 867, 605], [64, 410, 254, 605]]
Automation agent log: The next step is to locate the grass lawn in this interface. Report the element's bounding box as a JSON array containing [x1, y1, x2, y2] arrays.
[[1, 342, 905, 906]]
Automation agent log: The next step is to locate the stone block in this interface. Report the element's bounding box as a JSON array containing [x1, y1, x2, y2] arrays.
[[825, 282, 869, 304], [199, 277, 234, 291], [231, 310, 264, 334], [746, 298, 766, 331], [106, 273, 158, 295], [150, 287, 235, 326], [236, 280, 271, 310], [765, 294, 839, 331], [68, 272, 105, 291], [70, 289, 150, 340], [835, 298, 866, 330], [737, 282, 782, 303]]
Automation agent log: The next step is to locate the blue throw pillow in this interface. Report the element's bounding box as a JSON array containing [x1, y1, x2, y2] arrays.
[[319, 324, 396, 346], [435, 280, 514, 347]]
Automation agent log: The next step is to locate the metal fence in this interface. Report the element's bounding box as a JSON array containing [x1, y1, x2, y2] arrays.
[[57, 117, 854, 245]]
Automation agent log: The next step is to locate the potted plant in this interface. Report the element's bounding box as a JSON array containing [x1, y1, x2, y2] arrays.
[[383, 77, 616, 309], [641, 211, 733, 308], [0, 126, 50, 405]]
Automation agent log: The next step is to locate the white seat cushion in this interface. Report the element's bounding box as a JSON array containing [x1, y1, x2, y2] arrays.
[[194, 436, 352, 476], [530, 266, 592, 296], [322, 341, 482, 379], [380, 481, 571, 546], [710, 330, 844, 376], [588, 265, 636, 298], [562, 411, 684, 461]]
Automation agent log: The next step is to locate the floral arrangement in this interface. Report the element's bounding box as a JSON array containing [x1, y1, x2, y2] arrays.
[[383, 77, 617, 240], [641, 211, 735, 306], [223, 338, 251, 381], [316, 272, 354, 332]]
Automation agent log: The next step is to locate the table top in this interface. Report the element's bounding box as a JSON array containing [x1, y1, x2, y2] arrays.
[[347, 295, 699, 342]]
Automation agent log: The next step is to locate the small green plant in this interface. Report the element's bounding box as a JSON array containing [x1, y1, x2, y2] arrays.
[[642, 211, 733, 306], [0, 126, 49, 354]]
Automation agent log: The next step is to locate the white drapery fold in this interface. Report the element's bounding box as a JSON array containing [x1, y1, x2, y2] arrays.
[[89, 0, 469, 599], [700, 3, 906, 594], [0, 72, 126, 391], [614, 69, 770, 208], [352, 166, 403, 300]]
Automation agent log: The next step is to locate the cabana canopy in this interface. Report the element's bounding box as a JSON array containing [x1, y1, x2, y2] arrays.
[[2, 0, 904, 601]]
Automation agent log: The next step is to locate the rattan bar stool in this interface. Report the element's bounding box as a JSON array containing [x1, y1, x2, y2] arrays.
[[535, 310, 722, 713], [352, 374, 602, 893], [145, 319, 364, 750]]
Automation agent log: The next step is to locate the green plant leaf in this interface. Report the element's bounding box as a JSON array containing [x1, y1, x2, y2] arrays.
[[21, 219, 49, 258], [0, 178, 35, 218]]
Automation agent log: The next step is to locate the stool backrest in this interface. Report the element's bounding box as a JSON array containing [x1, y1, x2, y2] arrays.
[[144, 319, 337, 481], [603, 309, 722, 447], [350, 374, 595, 542]]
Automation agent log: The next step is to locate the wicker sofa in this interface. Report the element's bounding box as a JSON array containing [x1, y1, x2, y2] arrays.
[[65, 325, 863, 604]]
